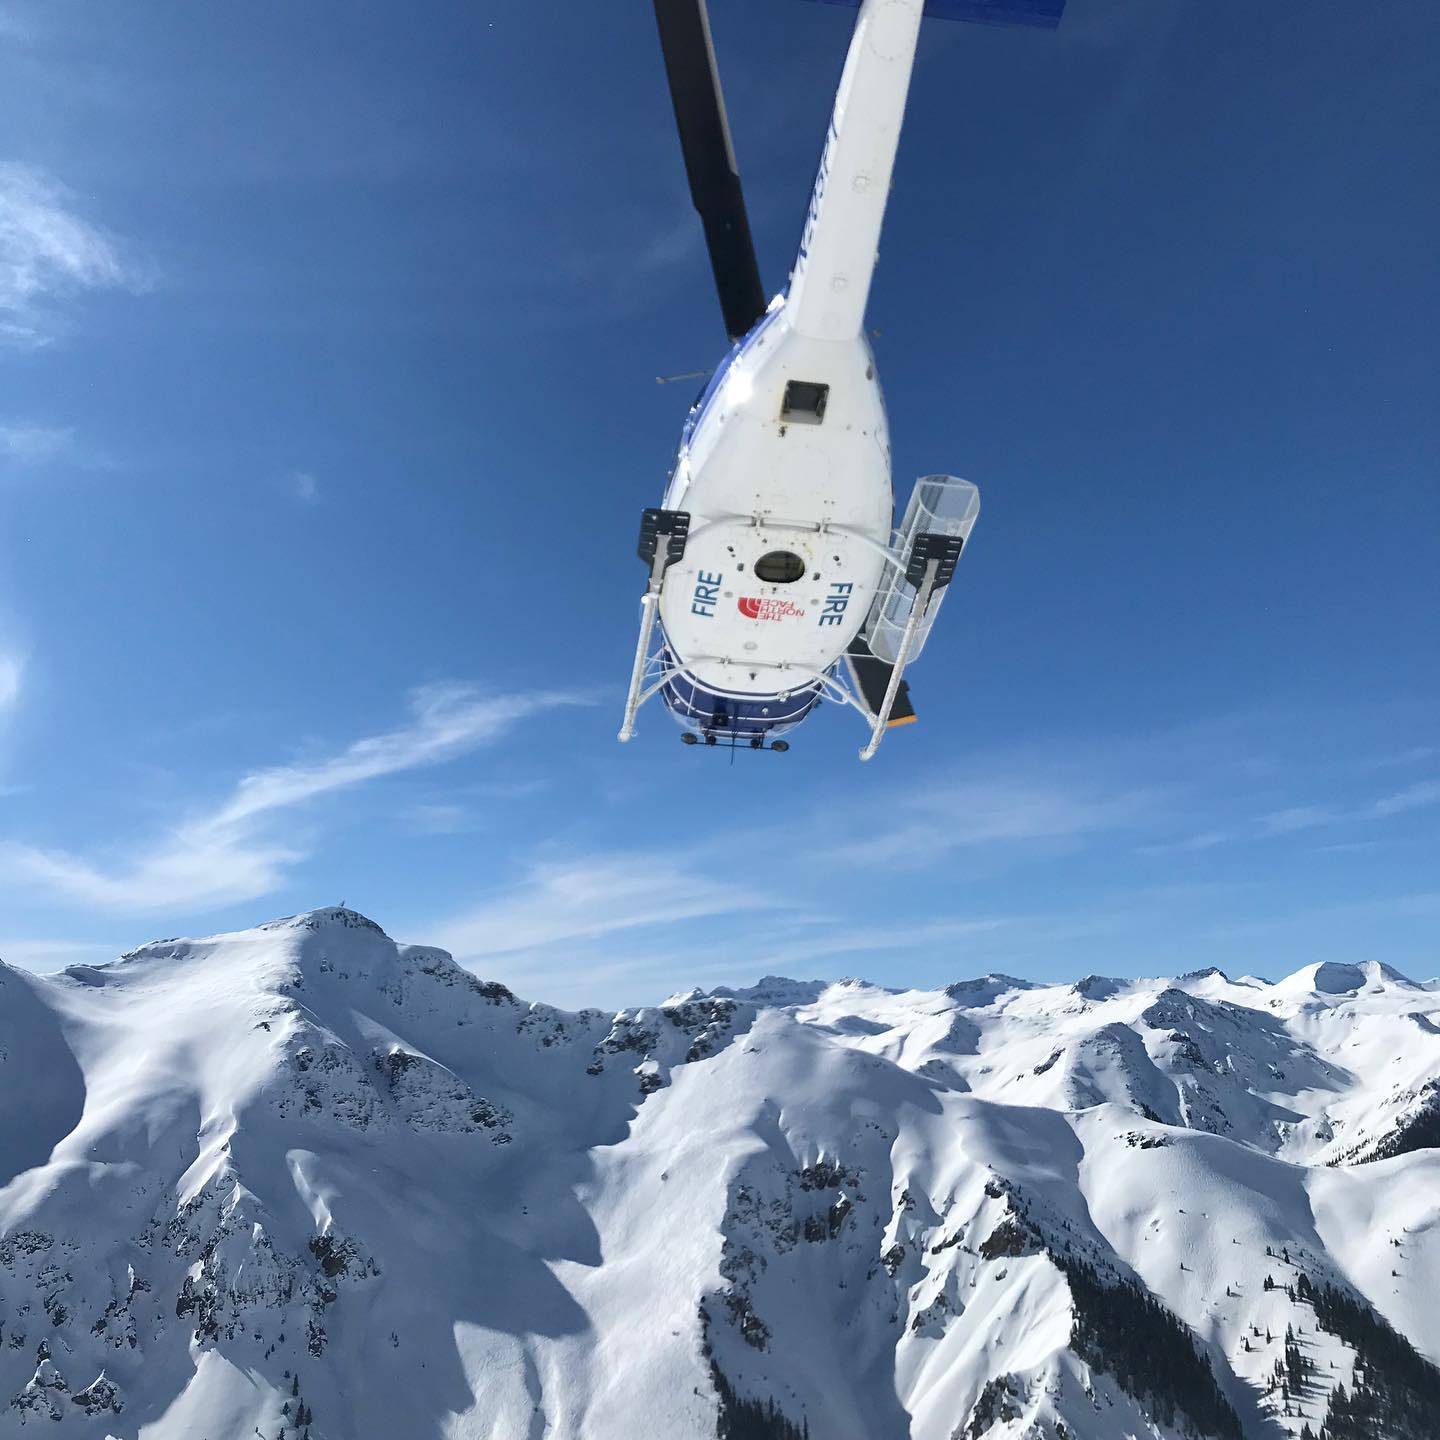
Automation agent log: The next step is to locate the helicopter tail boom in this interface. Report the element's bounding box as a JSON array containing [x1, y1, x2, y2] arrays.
[[797, 0, 1064, 27], [785, 0, 1064, 341], [785, 0, 926, 343]]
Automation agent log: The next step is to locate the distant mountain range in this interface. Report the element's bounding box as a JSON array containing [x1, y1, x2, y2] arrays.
[[2, 908, 1438, 1439]]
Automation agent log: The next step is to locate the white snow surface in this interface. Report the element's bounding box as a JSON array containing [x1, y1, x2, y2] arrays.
[[0, 909, 1437, 1439]]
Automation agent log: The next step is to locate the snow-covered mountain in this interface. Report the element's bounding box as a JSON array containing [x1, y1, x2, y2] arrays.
[[2, 909, 1438, 1440]]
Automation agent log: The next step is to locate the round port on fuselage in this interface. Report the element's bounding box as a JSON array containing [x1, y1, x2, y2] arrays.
[[754, 550, 806, 584]]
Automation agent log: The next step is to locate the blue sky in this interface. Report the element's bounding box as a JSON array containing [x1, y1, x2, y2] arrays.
[[1, 0, 1436, 1008]]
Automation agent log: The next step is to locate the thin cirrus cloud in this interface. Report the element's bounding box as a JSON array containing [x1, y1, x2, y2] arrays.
[[0, 162, 145, 345], [1145, 777, 1440, 854], [432, 852, 780, 970], [0, 653, 20, 711], [1255, 804, 1340, 837], [830, 775, 1164, 868], [0, 684, 586, 912], [1247, 779, 1440, 838], [1370, 780, 1440, 819], [0, 422, 75, 467], [431, 849, 1012, 1009], [473, 917, 1010, 1010]]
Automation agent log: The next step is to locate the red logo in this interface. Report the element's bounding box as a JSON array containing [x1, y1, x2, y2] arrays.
[[738, 597, 806, 621]]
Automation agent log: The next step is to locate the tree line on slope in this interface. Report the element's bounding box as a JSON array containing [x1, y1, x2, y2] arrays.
[[1058, 1256, 1243, 1440], [1360, 1094, 1440, 1164], [711, 1362, 810, 1440], [1328, 1080, 1440, 1165], [1293, 1273, 1440, 1440]]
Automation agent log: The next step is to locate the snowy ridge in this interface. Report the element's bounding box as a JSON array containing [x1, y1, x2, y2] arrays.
[[1, 909, 1438, 1439]]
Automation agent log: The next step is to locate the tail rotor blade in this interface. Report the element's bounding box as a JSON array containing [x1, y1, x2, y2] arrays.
[[653, 0, 768, 341]]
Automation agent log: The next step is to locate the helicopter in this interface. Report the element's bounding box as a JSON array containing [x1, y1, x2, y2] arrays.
[[619, 0, 1065, 759]]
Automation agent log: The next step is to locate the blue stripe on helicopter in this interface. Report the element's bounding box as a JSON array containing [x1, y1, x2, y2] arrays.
[[661, 664, 823, 739], [797, 0, 1065, 28], [680, 304, 782, 451]]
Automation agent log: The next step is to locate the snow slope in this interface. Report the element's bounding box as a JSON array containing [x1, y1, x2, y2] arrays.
[[1, 910, 1437, 1439]]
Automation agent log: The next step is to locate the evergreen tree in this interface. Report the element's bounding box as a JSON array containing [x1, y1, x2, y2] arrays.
[[1308, 1280, 1440, 1439], [1057, 1257, 1243, 1439], [712, 1363, 807, 1440]]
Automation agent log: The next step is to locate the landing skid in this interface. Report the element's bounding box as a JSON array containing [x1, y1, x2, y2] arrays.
[[618, 508, 690, 744]]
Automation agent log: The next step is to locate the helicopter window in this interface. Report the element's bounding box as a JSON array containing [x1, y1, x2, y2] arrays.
[[781, 380, 829, 424], [754, 550, 806, 584]]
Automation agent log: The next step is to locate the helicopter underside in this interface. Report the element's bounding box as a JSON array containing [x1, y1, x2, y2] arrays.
[[618, 316, 976, 758], [655, 323, 894, 707], [658, 649, 823, 745]]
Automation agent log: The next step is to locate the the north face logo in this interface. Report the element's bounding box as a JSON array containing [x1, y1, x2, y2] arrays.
[[738, 597, 806, 621]]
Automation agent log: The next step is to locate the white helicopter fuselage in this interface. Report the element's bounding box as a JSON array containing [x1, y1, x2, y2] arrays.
[[625, 0, 1058, 752], [658, 0, 927, 710], [658, 320, 891, 696]]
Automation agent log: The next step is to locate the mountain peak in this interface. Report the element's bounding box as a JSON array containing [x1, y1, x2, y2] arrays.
[[943, 973, 1036, 1006], [259, 905, 390, 936], [1280, 960, 1367, 995], [1178, 965, 1230, 982], [709, 975, 829, 1006], [1071, 974, 1126, 1001], [1270, 958, 1421, 998]]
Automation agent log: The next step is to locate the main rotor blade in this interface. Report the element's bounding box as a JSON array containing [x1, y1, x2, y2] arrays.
[[653, 0, 768, 341]]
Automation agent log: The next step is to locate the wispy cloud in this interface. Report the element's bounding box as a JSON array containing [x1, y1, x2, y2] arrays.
[[1257, 804, 1339, 837], [1202, 891, 1440, 948], [722, 915, 1011, 975], [834, 776, 1161, 868], [0, 684, 586, 911], [469, 919, 1011, 1011], [1370, 780, 1440, 820], [431, 845, 1020, 1007], [291, 470, 319, 505], [212, 683, 558, 829], [1367, 745, 1437, 770], [0, 163, 145, 345], [0, 421, 73, 466], [0, 652, 20, 711], [1139, 828, 1233, 855], [1147, 776, 1440, 854], [435, 851, 778, 969]]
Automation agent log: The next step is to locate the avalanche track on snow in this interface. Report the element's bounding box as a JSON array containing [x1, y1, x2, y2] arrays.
[[2, 909, 1438, 1439]]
